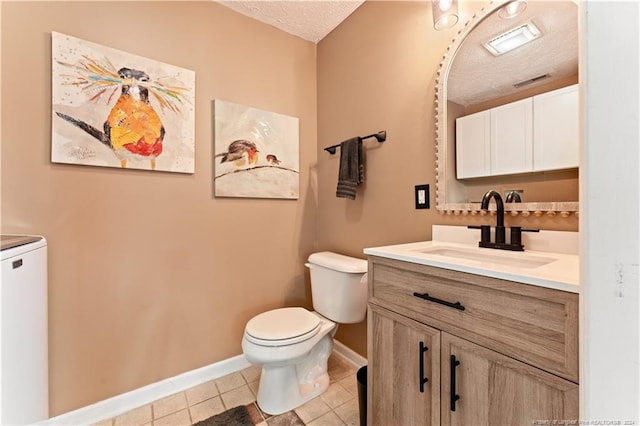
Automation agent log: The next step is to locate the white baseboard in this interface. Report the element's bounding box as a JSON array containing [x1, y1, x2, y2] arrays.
[[38, 342, 365, 426], [333, 340, 367, 368], [38, 354, 251, 426]]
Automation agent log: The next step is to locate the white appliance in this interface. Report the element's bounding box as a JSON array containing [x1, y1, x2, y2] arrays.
[[0, 235, 49, 425]]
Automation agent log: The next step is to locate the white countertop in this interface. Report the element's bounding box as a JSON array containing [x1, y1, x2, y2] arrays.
[[364, 228, 579, 293]]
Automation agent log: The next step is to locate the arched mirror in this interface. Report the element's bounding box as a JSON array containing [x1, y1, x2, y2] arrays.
[[435, 0, 579, 217]]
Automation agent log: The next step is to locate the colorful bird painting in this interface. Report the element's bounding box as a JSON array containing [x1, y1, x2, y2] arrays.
[[55, 54, 190, 170], [215, 140, 259, 167]]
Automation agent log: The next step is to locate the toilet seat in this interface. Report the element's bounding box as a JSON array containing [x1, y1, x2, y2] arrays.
[[245, 307, 321, 347]]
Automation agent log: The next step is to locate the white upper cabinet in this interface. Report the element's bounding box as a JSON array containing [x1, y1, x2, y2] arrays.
[[533, 84, 579, 171], [490, 98, 533, 176], [455, 84, 578, 179], [456, 110, 490, 179]]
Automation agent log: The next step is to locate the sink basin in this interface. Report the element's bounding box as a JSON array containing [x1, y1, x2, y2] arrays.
[[364, 227, 579, 292], [416, 247, 556, 269]]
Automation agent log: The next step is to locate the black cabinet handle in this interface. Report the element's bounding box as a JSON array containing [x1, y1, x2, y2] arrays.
[[413, 292, 465, 311], [450, 355, 461, 412], [419, 341, 429, 392]]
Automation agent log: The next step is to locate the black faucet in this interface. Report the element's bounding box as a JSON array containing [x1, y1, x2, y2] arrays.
[[505, 191, 522, 203], [480, 190, 506, 245], [505, 191, 528, 248], [468, 189, 539, 251]]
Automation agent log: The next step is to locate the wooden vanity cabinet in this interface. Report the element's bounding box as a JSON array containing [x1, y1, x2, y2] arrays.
[[368, 304, 441, 425], [441, 333, 578, 426], [367, 256, 579, 426]]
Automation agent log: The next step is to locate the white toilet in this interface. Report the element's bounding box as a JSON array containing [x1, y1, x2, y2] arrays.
[[241, 251, 368, 415]]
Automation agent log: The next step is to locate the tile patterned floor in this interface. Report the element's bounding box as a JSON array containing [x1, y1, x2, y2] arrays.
[[93, 354, 360, 426]]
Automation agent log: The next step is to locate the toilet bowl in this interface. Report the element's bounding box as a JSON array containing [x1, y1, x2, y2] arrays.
[[241, 252, 368, 415], [242, 308, 336, 414]]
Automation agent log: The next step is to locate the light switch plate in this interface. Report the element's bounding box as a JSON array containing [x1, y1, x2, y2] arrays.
[[415, 184, 430, 209]]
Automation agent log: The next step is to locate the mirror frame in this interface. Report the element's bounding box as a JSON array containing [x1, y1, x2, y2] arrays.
[[434, 0, 579, 219]]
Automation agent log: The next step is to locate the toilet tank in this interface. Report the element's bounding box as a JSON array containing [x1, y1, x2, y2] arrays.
[[306, 252, 368, 324]]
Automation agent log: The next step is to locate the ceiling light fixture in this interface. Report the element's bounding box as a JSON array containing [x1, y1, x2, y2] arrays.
[[498, 0, 528, 19], [484, 22, 541, 56], [432, 0, 459, 31]]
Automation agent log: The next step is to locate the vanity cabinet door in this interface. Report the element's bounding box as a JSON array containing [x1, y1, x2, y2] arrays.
[[533, 84, 579, 171], [456, 110, 491, 179], [455, 84, 578, 179], [368, 304, 441, 426], [455, 98, 533, 178], [440, 333, 578, 426], [490, 97, 533, 176]]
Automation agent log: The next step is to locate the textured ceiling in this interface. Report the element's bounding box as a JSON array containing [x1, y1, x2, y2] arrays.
[[216, 1, 578, 103], [448, 1, 578, 106], [217, 0, 366, 43]]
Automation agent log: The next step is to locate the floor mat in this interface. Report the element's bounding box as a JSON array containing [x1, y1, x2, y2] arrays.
[[192, 404, 256, 426]]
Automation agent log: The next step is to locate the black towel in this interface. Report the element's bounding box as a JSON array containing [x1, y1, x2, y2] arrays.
[[336, 137, 364, 200]]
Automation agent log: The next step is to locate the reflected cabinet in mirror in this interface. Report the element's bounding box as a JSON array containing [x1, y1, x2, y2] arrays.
[[435, 0, 579, 217]]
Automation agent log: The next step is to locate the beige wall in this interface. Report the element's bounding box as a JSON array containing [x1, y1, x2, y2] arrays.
[[317, 1, 578, 357], [1, 0, 581, 416], [317, 1, 453, 357], [1, 1, 317, 416]]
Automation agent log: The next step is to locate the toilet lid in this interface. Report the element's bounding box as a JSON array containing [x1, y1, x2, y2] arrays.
[[245, 307, 321, 344]]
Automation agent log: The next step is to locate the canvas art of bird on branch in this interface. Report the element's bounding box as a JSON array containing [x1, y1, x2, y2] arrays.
[[215, 139, 260, 167], [214, 138, 297, 180], [55, 55, 190, 170]]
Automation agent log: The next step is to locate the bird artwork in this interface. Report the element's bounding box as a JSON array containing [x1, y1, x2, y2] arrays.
[[266, 154, 281, 166], [52, 32, 194, 173], [213, 100, 299, 199], [215, 140, 259, 167], [56, 67, 168, 170]]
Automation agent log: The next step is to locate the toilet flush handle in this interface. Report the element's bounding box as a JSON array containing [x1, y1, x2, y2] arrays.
[[305, 263, 313, 269]]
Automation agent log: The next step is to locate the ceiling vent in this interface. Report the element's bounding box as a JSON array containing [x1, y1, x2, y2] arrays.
[[513, 73, 551, 88]]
